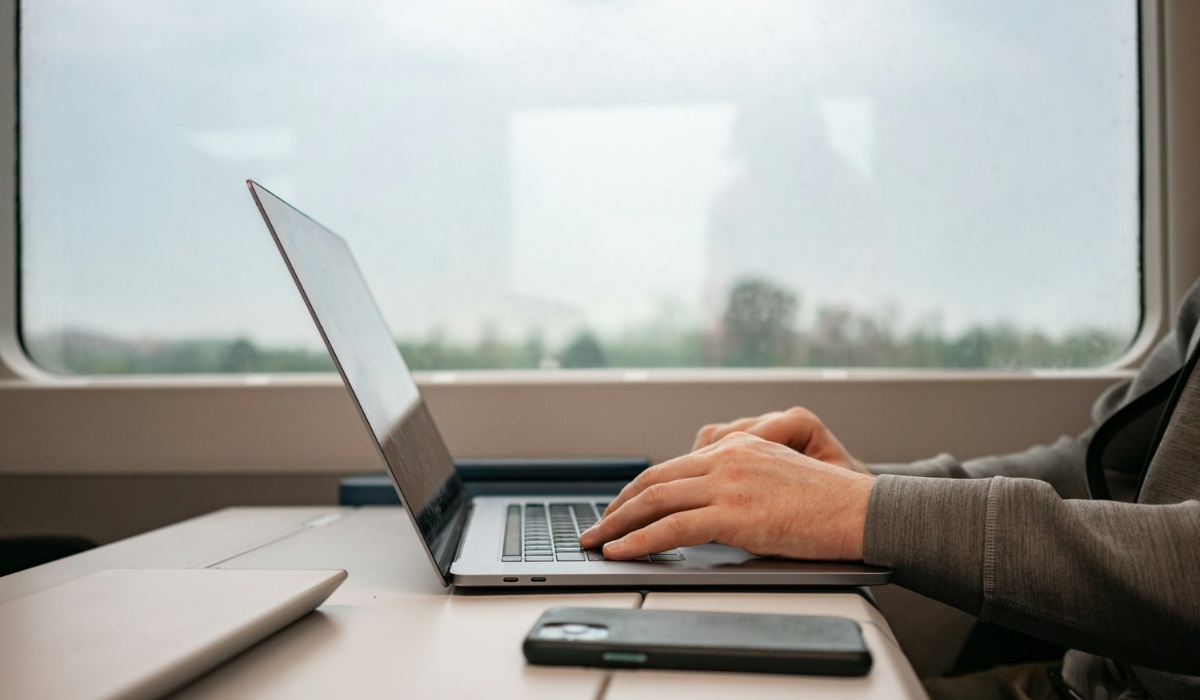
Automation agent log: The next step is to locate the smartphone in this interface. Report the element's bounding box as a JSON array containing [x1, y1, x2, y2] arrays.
[[523, 607, 872, 676]]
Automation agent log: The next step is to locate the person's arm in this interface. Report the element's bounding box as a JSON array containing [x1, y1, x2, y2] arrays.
[[865, 474, 1200, 675], [690, 405, 1093, 497], [870, 436, 1090, 499], [579, 440, 1200, 676], [588, 279, 1200, 679], [582, 423, 1200, 677]]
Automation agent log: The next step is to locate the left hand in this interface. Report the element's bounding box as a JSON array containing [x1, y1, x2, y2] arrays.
[[691, 407, 870, 475], [578, 432, 876, 561]]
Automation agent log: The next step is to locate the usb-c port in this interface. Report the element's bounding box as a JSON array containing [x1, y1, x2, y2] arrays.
[[503, 577, 518, 583], [531, 577, 547, 582]]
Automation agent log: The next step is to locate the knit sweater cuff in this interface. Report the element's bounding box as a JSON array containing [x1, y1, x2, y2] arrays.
[[862, 474, 992, 614]]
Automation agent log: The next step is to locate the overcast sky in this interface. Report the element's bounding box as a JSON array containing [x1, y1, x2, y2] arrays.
[[21, 0, 1140, 353]]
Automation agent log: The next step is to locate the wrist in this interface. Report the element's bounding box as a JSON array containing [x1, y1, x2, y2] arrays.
[[843, 474, 875, 560]]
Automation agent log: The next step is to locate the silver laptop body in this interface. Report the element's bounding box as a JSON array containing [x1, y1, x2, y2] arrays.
[[248, 180, 890, 589]]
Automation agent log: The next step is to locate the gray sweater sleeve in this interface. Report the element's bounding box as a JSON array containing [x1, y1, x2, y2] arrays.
[[869, 436, 1091, 499], [862, 475, 1200, 675]]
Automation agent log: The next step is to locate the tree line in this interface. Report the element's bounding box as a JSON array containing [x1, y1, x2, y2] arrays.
[[26, 278, 1125, 375]]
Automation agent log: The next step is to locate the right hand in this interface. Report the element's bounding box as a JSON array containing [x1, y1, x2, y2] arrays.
[[691, 407, 870, 475], [580, 432, 875, 561]]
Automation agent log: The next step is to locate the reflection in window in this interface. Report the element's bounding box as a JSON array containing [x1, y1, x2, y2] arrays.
[[21, 1, 1140, 373]]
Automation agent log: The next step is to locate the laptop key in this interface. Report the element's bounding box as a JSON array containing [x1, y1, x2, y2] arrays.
[[585, 551, 606, 561], [501, 556, 522, 562], [524, 556, 554, 562], [556, 553, 586, 561], [571, 503, 598, 519]]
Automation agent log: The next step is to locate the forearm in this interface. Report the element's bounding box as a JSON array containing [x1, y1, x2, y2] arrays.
[[869, 453, 968, 479], [863, 475, 1200, 674], [869, 434, 1091, 499]]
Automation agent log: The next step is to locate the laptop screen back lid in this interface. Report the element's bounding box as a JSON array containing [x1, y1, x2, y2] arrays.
[[248, 180, 466, 585]]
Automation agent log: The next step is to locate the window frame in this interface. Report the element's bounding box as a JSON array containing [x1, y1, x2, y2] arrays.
[[2, 0, 1197, 477]]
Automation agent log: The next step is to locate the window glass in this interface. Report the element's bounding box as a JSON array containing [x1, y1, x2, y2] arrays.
[[20, 1, 1140, 373]]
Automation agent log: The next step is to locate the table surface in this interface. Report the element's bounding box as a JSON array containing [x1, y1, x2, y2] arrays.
[[0, 507, 927, 699]]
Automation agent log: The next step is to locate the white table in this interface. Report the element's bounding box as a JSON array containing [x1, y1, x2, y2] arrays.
[[0, 507, 927, 699]]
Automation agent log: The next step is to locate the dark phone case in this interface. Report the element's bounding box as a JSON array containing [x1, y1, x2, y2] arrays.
[[523, 607, 872, 676]]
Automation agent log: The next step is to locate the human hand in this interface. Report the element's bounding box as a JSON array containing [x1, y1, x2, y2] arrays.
[[578, 432, 876, 561], [692, 407, 870, 475]]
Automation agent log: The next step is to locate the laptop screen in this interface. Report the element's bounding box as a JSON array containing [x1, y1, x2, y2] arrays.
[[249, 181, 467, 583]]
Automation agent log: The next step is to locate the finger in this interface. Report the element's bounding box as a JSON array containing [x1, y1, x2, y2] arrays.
[[691, 415, 762, 451], [705, 413, 783, 446], [601, 507, 722, 560], [691, 424, 720, 451], [747, 408, 856, 467], [579, 476, 710, 549], [601, 453, 713, 518], [744, 412, 818, 450]]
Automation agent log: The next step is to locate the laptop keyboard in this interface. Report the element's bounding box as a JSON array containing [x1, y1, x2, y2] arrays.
[[500, 502, 684, 563]]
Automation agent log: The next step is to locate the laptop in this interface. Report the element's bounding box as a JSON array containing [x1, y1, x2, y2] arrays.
[[247, 180, 890, 588]]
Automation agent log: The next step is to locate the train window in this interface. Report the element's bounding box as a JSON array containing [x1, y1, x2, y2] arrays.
[[20, 1, 1139, 374]]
